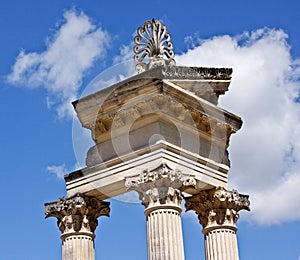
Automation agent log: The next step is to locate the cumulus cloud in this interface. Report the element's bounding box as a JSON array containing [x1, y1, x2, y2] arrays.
[[177, 28, 300, 225], [113, 44, 134, 64], [7, 9, 110, 118]]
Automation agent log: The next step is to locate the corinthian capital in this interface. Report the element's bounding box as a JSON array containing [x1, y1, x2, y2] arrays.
[[45, 193, 110, 235], [185, 187, 250, 230], [125, 163, 196, 208]]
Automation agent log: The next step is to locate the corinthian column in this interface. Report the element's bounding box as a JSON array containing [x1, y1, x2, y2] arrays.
[[45, 193, 110, 260], [185, 187, 250, 260], [126, 163, 196, 260]]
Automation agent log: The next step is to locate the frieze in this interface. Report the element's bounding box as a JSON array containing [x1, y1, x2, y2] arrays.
[[161, 66, 232, 80], [88, 93, 237, 143]]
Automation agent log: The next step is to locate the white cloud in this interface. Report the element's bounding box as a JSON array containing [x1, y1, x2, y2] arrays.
[[177, 28, 300, 225], [46, 163, 80, 180], [113, 44, 134, 64], [7, 9, 110, 118], [46, 164, 68, 179]]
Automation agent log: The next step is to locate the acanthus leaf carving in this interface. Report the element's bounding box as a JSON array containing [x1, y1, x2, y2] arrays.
[[125, 163, 196, 208], [44, 193, 110, 234], [185, 187, 250, 229]]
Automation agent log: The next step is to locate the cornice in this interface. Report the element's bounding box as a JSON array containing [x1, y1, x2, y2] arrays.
[[74, 80, 242, 144]]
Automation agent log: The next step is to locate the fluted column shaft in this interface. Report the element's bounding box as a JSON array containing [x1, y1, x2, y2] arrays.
[[204, 227, 238, 260], [45, 193, 110, 260], [185, 187, 250, 260], [126, 163, 196, 260], [61, 232, 95, 260], [145, 200, 185, 260]]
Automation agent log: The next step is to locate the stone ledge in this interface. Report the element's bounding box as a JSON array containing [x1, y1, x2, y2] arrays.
[[65, 141, 229, 200]]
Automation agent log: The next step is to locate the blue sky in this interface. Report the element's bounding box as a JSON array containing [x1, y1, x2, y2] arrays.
[[1, 0, 300, 259]]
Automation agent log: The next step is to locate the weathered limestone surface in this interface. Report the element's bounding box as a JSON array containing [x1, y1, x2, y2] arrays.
[[45, 193, 110, 260], [65, 141, 229, 200], [126, 164, 196, 260], [66, 72, 242, 200], [185, 187, 250, 260], [75, 79, 241, 167], [66, 20, 243, 202]]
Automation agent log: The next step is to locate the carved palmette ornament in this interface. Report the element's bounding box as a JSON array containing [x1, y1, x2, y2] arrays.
[[134, 19, 176, 73]]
